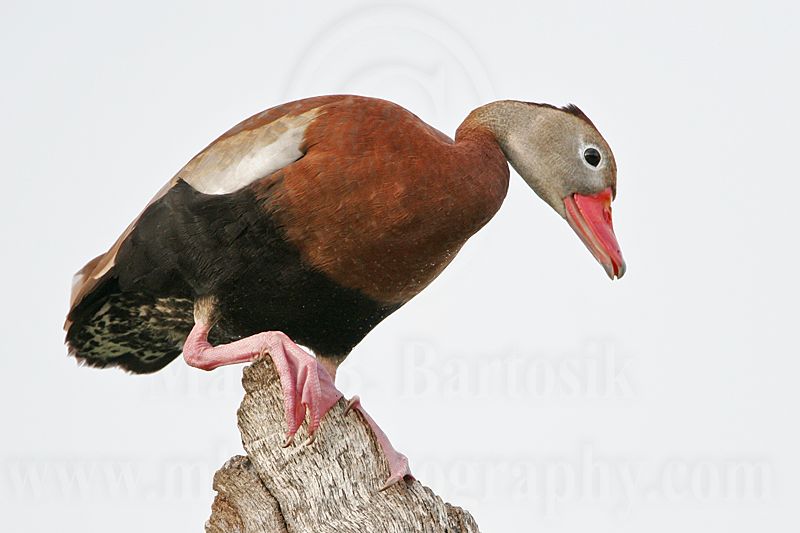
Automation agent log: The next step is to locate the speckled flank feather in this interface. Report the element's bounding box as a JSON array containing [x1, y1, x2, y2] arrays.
[[67, 279, 194, 373]]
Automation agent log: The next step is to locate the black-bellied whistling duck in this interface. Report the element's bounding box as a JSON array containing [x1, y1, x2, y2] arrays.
[[65, 95, 625, 488]]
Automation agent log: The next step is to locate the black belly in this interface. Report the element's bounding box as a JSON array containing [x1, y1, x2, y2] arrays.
[[114, 179, 400, 356]]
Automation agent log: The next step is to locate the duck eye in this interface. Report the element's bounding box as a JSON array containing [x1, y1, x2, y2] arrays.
[[584, 147, 601, 167]]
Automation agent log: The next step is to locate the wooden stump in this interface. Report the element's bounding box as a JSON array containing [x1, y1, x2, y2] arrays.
[[206, 357, 480, 533]]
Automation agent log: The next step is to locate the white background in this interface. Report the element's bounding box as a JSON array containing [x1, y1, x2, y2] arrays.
[[1, 1, 798, 532]]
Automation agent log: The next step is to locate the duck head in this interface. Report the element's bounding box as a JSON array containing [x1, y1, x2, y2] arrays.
[[470, 100, 626, 279]]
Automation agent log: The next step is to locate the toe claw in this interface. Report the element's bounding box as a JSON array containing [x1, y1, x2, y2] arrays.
[[281, 434, 295, 448], [379, 477, 399, 492], [379, 474, 410, 492], [302, 432, 317, 447]]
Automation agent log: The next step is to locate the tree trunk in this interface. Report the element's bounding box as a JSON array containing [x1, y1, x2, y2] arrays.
[[206, 357, 480, 533]]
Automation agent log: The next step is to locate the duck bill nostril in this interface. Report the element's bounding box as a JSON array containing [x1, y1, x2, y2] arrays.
[[563, 187, 626, 280]]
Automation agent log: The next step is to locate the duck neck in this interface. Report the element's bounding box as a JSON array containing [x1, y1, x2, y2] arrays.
[[443, 106, 512, 233], [456, 101, 528, 171], [456, 100, 544, 157]]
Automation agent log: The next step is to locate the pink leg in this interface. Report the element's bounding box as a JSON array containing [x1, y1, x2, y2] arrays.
[[183, 321, 413, 489], [183, 322, 342, 444], [345, 396, 414, 490]]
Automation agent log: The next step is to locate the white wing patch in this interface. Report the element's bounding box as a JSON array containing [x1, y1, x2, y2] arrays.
[[180, 108, 319, 194]]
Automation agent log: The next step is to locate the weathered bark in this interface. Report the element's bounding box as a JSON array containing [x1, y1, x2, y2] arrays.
[[206, 357, 479, 533]]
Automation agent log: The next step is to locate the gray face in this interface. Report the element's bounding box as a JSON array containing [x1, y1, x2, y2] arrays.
[[500, 104, 617, 218], [478, 100, 625, 278]]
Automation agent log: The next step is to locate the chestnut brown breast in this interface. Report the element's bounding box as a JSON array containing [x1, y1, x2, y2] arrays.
[[261, 96, 510, 304]]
